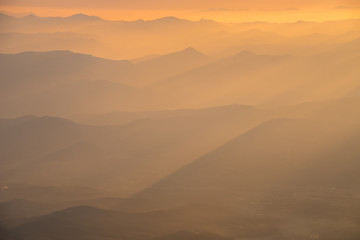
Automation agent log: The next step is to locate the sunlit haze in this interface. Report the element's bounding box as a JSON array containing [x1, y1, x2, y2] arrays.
[[0, 1, 360, 240], [1, 0, 360, 22]]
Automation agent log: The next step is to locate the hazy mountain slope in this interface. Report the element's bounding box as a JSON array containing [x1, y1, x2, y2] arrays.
[[0, 48, 214, 117], [152, 41, 360, 108], [0, 80, 161, 117], [0, 105, 270, 196], [151, 51, 295, 107], [128, 47, 213, 87], [2, 40, 359, 117], [0, 51, 132, 103], [275, 97, 360, 125], [0, 32, 100, 55], [2, 98, 359, 197], [73, 96, 360, 127], [0, 116, 90, 172], [216, 30, 360, 57], [135, 116, 360, 238], [137, 117, 360, 203]]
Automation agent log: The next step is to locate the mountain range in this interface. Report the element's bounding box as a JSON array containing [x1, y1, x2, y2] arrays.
[[1, 11, 360, 240]]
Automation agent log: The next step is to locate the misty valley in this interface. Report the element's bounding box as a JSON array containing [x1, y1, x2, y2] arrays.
[[0, 9, 360, 240]]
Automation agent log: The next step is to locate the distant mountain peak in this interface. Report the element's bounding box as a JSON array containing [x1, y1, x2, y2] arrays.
[[230, 51, 257, 60], [180, 47, 203, 55], [158, 47, 208, 61], [68, 13, 102, 21], [152, 16, 189, 23], [22, 13, 38, 19], [139, 47, 208, 66]]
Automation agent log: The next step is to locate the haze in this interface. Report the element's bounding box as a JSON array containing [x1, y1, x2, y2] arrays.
[[0, 1, 360, 240], [1, 0, 360, 22]]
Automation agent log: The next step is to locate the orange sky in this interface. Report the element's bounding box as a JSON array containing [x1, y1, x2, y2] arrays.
[[1, 0, 359, 22]]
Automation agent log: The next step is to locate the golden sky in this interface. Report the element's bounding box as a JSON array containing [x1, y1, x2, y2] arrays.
[[1, 0, 359, 22]]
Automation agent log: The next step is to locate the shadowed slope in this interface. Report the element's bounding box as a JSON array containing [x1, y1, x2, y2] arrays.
[[137, 117, 360, 203], [0, 104, 268, 196]]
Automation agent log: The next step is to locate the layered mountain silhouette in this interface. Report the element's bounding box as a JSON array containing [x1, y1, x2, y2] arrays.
[[0, 48, 214, 116], [1, 11, 360, 240], [0, 104, 270, 196], [151, 40, 360, 108], [1, 13, 359, 59], [2, 40, 359, 117]]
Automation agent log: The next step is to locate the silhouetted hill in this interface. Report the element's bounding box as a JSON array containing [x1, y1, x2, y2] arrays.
[[151, 230, 231, 240], [0, 199, 60, 220], [12, 206, 178, 240], [12, 206, 125, 240], [11, 202, 287, 240]]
